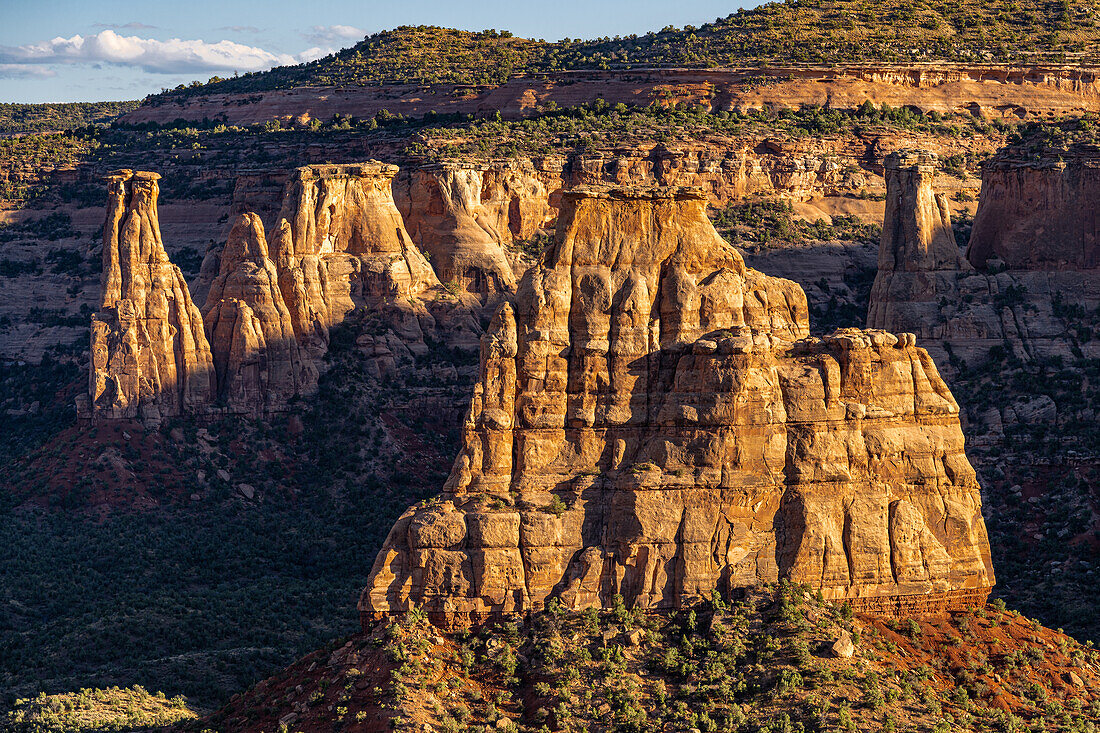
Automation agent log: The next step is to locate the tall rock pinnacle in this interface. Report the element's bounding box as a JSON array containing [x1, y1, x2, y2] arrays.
[[202, 213, 318, 415], [877, 150, 967, 273], [87, 170, 215, 422], [362, 185, 994, 628], [867, 151, 971, 334]]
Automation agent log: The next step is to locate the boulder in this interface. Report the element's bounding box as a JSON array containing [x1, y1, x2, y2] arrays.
[[830, 631, 855, 658]]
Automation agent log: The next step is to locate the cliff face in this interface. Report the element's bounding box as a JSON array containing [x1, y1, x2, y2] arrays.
[[268, 163, 441, 354], [868, 148, 1100, 367], [120, 65, 1100, 127], [362, 185, 994, 628], [968, 148, 1100, 270], [85, 170, 215, 422], [201, 213, 318, 415], [396, 164, 536, 299]]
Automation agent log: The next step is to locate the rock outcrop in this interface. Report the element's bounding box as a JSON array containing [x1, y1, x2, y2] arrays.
[[398, 162, 554, 299], [268, 163, 442, 354], [87, 163, 479, 422], [201, 213, 318, 415], [868, 147, 1100, 367], [86, 170, 215, 422], [876, 151, 967, 273], [361, 185, 994, 628], [867, 151, 972, 361], [968, 147, 1100, 270]]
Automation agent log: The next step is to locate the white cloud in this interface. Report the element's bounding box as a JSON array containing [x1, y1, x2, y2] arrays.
[[296, 46, 335, 63], [304, 25, 366, 45], [0, 29, 320, 74]]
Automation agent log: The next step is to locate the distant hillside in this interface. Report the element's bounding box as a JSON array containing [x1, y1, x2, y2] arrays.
[[0, 102, 140, 135], [150, 0, 1100, 102]]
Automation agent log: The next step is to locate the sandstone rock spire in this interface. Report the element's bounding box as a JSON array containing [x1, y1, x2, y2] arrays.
[[867, 151, 971, 334], [202, 213, 318, 415], [877, 150, 967, 273], [361, 185, 994, 628], [87, 170, 215, 422]]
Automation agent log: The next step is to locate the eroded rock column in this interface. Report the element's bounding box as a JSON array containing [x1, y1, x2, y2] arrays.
[[86, 170, 214, 422]]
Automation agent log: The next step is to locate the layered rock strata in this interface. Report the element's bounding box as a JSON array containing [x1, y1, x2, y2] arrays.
[[86, 170, 215, 421], [121, 65, 1100, 127], [362, 185, 994, 628], [868, 147, 1100, 367], [201, 213, 318, 414]]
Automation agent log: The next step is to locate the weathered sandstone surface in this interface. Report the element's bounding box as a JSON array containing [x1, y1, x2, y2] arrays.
[[968, 147, 1100, 270], [868, 148, 1100, 368], [83, 170, 215, 422], [361, 185, 994, 627], [395, 163, 537, 299], [201, 213, 317, 414], [266, 163, 445, 356], [121, 65, 1100, 127], [87, 163, 483, 420]]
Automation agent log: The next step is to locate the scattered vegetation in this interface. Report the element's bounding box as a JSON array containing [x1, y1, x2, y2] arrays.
[[0, 102, 139, 135], [150, 1, 1100, 101], [408, 100, 1011, 159], [200, 587, 1100, 733], [0, 685, 196, 732]]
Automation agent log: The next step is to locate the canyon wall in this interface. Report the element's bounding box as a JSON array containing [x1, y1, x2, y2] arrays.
[[361, 184, 994, 628], [968, 148, 1100, 270], [868, 147, 1100, 368], [121, 65, 1100, 127]]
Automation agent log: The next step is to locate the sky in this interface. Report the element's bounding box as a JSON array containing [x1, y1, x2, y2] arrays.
[[0, 0, 755, 103]]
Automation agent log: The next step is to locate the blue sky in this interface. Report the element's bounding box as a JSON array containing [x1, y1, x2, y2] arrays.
[[0, 0, 755, 103]]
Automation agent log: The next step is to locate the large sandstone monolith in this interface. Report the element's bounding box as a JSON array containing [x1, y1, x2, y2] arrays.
[[202, 213, 318, 415], [87, 170, 214, 422], [268, 163, 442, 356], [877, 150, 967, 273], [361, 185, 995, 628]]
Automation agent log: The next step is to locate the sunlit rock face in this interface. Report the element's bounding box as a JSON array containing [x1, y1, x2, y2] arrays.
[[362, 185, 994, 628], [201, 213, 317, 415], [86, 170, 215, 423], [268, 163, 443, 357]]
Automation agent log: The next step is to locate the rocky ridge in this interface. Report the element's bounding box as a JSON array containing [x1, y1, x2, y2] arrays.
[[362, 183, 994, 628], [123, 65, 1100, 127]]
